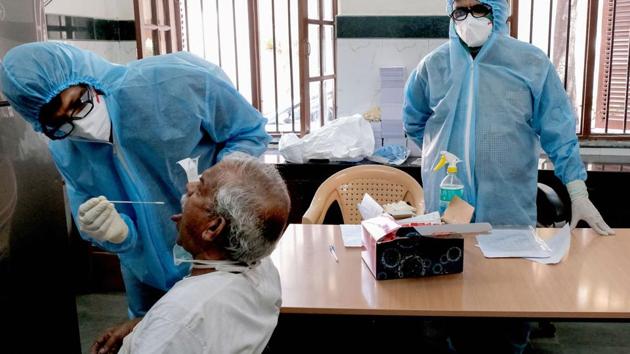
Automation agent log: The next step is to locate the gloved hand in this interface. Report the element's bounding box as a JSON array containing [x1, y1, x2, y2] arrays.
[[78, 196, 129, 243], [567, 180, 614, 236]]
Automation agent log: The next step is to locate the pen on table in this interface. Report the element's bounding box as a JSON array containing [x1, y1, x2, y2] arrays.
[[328, 244, 339, 263]]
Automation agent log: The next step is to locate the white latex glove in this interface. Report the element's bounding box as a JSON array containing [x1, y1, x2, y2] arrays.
[[78, 196, 129, 243], [567, 180, 614, 236]]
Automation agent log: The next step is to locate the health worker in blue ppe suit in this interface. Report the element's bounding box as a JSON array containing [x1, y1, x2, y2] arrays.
[[403, 0, 612, 235], [0, 42, 271, 318], [402, 1, 613, 353]]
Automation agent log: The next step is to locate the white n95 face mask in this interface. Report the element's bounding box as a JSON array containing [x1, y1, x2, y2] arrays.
[[455, 15, 493, 48], [71, 90, 112, 142]]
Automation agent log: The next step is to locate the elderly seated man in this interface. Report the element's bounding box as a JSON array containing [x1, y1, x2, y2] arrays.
[[91, 152, 290, 354]]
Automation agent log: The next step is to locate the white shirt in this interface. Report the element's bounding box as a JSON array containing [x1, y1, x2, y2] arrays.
[[118, 257, 281, 354]]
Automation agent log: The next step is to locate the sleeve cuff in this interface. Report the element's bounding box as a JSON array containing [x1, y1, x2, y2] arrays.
[[99, 214, 138, 253], [566, 179, 588, 201]]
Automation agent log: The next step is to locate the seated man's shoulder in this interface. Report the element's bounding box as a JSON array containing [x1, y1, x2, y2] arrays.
[[152, 258, 281, 319], [211, 258, 282, 306]]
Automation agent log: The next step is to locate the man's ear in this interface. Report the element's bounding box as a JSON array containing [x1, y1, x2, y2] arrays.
[[201, 216, 227, 242]]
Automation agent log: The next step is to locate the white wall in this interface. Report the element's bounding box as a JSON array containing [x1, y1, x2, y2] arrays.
[[336, 0, 449, 118], [338, 0, 446, 16], [45, 0, 134, 20], [337, 39, 446, 118]]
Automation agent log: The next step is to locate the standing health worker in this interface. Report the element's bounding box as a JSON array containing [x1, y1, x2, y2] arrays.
[[403, 0, 612, 235]]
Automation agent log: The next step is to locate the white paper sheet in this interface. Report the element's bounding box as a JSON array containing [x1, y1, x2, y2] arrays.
[[476, 228, 552, 258], [339, 224, 363, 247], [526, 225, 571, 264], [357, 193, 384, 220], [361, 215, 401, 242]]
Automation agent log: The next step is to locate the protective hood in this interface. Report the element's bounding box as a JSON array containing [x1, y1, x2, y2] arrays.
[[0, 42, 126, 132]]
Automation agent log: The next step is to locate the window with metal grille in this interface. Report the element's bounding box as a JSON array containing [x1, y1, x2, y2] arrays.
[[133, 0, 182, 58], [302, 0, 337, 134], [595, 0, 630, 135], [512, 0, 630, 139], [179, 0, 337, 135]]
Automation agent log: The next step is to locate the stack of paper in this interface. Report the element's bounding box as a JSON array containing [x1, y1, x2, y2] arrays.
[[370, 121, 383, 150], [340, 224, 363, 247], [379, 67, 407, 147], [476, 225, 571, 264]]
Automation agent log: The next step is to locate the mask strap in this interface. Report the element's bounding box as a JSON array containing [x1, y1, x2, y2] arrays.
[[191, 264, 250, 273], [183, 258, 256, 273], [93, 87, 101, 104]]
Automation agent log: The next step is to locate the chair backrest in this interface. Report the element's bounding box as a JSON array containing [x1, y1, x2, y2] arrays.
[[536, 183, 567, 228], [302, 165, 424, 224]]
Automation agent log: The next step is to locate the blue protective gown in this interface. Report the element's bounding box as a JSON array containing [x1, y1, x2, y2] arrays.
[[0, 42, 271, 315], [403, 0, 586, 227]]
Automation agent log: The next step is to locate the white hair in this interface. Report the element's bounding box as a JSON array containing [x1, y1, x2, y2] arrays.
[[214, 152, 290, 264]]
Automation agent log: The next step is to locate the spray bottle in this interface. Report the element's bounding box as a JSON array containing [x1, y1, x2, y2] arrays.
[[433, 151, 464, 214]]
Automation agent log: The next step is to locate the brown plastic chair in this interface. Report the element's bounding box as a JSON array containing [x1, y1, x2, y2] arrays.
[[302, 164, 424, 224]]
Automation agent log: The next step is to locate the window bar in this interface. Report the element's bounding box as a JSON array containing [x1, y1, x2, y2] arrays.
[[623, 2, 630, 134], [272, 0, 280, 132], [319, 0, 324, 127], [287, 0, 296, 132], [65, 16, 72, 39], [298, 0, 310, 135], [215, 0, 223, 66], [547, 0, 553, 58], [309, 75, 334, 82], [333, 0, 338, 119], [529, 0, 534, 44], [604, 0, 617, 134], [248, 0, 261, 110], [563, 0, 571, 90], [182, 0, 190, 51], [151, 0, 159, 54], [199, 0, 207, 61], [151, 0, 158, 25], [581, 0, 600, 136], [232, 0, 240, 90], [165, 0, 173, 53], [511, 0, 519, 38]]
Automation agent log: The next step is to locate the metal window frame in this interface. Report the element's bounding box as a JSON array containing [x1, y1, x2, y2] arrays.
[[133, 0, 182, 58], [172, 0, 336, 136], [512, 0, 630, 139], [299, 0, 338, 136]]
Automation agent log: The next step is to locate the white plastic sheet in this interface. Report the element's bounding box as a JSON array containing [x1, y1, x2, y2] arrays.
[[278, 114, 375, 163]]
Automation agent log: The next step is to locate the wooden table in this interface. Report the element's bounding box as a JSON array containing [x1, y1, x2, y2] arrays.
[[270, 225, 630, 319]]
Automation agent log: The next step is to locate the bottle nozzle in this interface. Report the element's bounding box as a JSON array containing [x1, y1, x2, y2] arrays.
[[433, 155, 447, 172], [433, 151, 461, 173]]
